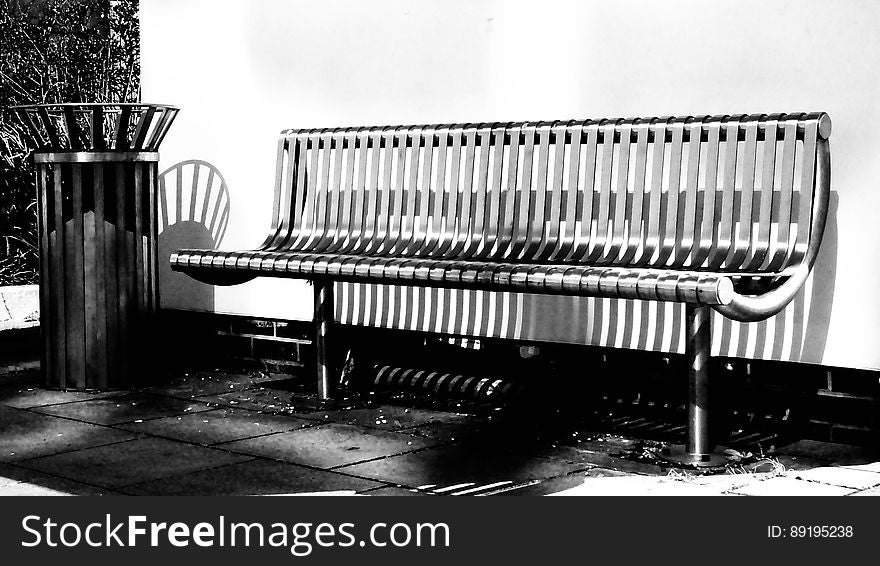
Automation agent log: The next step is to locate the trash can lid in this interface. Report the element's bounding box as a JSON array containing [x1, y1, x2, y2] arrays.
[[12, 103, 179, 153]]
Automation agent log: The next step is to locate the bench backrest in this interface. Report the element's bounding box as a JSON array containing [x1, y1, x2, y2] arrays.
[[260, 113, 831, 274]]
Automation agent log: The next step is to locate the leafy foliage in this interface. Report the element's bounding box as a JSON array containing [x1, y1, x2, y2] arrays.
[[0, 0, 140, 285]]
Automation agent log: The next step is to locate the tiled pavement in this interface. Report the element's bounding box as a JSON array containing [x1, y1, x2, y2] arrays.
[[0, 367, 879, 496]]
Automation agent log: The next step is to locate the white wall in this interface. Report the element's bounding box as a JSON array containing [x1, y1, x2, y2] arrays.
[[141, 0, 880, 370]]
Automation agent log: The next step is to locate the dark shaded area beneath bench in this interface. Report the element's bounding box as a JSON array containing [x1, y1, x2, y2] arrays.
[[154, 310, 880, 450]]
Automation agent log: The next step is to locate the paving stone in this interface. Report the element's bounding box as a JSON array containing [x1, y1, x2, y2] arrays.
[[0, 467, 21, 488], [122, 459, 381, 496], [402, 415, 509, 444], [493, 478, 574, 496], [410, 479, 536, 496], [773, 440, 880, 466], [850, 487, 880, 496], [17, 437, 251, 488], [196, 389, 318, 416], [840, 461, 880, 473], [498, 468, 633, 496], [0, 405, 137, 463], [316, 404, 469, 431], [359, 486, 430, 496], [0, 464, 120, 495], [336, 444, 581, 488], [217, 423, 438, 469], [540, 445, 665, 475], [788, 467, 880, 490], [141, 371, 280, 400], [0, 385, 126, 409], [583, 466, 636, 479], [116, 407, 315, 446], [547, 475, 725, 496], [770, 454, 832, 471], [675, 472, 768, 493], [0, 483, 76, 495], [731, 476, 855, 496], [561, 436, 645, 454], [193, 376, 345, 414], [31, 393, 213, 425]]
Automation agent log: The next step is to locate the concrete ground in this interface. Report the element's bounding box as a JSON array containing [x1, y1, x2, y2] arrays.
[[1, 365, 879, 496], [0, 285, 39, 332]]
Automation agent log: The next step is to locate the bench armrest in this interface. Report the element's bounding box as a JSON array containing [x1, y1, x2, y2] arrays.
[[713, 138, 831, 322]]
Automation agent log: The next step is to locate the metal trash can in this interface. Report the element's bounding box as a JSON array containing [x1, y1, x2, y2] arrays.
[[13, 103, 179, 390]]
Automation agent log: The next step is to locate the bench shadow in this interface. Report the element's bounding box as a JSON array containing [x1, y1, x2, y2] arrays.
[[157, 160, 231, 312]]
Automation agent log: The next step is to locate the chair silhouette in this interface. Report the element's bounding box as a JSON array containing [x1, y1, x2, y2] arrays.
[[157, 160, 230, 311]]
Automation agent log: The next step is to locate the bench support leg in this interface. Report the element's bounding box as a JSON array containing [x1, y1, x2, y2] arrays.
[[314, 280, 334, 402], [660, 304, 726, 468]]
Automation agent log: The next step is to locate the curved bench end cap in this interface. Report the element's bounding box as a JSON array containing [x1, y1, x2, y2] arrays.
[[718, 278, 735, 306], [819, 113, 832, 139]]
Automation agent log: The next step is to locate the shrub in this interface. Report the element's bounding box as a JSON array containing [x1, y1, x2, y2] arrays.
[[0, 0, 140, 285]]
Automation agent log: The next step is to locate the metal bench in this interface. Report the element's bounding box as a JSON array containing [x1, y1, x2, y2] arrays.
[[171, 113, 832, 466]]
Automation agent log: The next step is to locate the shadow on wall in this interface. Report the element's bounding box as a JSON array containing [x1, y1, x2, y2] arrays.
[[340, 192, 839, 364], [157, 160, 230, 312], [796, 190, 838, 363]]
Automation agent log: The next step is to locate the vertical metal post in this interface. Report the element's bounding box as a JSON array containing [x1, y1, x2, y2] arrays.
[[661, 304, 725, 467], [314, 280, 334, 401], [686, 304, 711, 457]]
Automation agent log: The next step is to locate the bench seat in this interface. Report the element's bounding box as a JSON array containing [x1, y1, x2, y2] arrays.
[[173, 249, 741, 304]]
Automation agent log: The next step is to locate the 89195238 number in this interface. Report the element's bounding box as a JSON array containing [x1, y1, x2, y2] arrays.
[[767, 525, 853, 538]]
